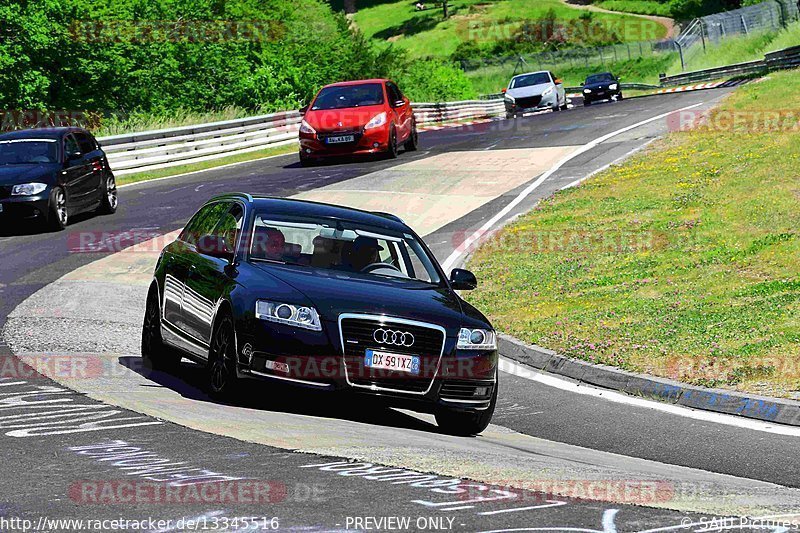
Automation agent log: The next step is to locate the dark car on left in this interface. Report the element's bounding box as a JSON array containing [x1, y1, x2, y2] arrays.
[[0, 127, 118, 230]]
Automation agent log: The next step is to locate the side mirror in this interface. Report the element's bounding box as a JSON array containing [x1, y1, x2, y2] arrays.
[[450, 268, 477, 291], [554, 78, 563, 85], [196, 234, 234, 261], [500, 88, 507, 93], [299, 105, 308, 114]]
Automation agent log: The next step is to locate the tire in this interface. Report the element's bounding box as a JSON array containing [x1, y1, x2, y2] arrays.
[[403, 121, 419, 152], [435, 374, 498, 436], [617, 93, 624, 101], [141, 286, 180, 373], [96, 174, 118, 215], [386, 127, 398, 159], [208, 313, 239, 401], [560, 99, 569, 111], [299, 152, 316, 167], [505, 112, 516, 120], [47, 187, 68, 231]]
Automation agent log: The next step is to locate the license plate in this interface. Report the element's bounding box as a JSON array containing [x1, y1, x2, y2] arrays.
[[324, 135, 354, 144], [364, 349, 420, 375]]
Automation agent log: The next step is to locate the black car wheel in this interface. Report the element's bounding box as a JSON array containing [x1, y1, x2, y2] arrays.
[[97, 174, 118, 214], [48, 187, 68, 231], [386, 127, 398, 159], [141, 287, 180, 372], [617, 93, 624, 100], [208, 313, 238, 400], [403, 121, 419, 152], [435, 373, 498, 436]]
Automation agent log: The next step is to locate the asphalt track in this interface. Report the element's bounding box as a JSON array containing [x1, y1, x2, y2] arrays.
[[1, 90, 799, 532]]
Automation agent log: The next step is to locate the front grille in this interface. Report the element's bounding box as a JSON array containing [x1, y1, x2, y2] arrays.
[[440, 379, 495, 402], [340, 316, 445, 394], [515, 95, 542, 109]]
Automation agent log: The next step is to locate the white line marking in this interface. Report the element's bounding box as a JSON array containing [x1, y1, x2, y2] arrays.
[[478, 500, 567, 515], [499, 358, 800, 437], [440, 102, 704, 272]]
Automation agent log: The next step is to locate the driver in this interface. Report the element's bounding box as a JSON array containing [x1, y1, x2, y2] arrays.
[[349, 237, 382, 271]]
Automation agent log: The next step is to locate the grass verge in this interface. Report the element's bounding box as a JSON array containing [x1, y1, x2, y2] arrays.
[[117, 144, 296, 186], [465, 69, 800, 398]]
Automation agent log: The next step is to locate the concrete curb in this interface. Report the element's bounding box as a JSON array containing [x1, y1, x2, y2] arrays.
[[498, 334, 800, 427]]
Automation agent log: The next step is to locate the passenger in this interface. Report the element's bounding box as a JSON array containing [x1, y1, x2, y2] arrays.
[[252, 226, 286, 261]]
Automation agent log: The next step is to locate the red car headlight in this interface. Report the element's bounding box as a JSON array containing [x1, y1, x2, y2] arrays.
[[364, 112, 387, 130], [299, 119, 316, 135]]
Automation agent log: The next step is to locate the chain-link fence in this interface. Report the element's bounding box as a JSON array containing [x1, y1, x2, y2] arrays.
[[675, 0, 800, 71]]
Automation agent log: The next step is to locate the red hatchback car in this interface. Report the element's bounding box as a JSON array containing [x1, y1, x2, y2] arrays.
[[298, 79, 418, 166]]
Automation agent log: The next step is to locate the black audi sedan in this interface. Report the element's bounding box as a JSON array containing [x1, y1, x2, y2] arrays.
[[582, 72, 622, 106], [0, 127, 117, 230], [142, 193, 499, 435]]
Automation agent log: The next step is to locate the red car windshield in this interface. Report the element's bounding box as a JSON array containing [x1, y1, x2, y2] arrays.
[[311, 83, 384, 111]]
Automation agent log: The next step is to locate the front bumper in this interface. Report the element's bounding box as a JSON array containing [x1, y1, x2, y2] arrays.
[[236, 318, 498, 413], [299, 126, 390, 158], [505, 91, 558, 115], [583, 89, 620, 102], [0, 193, 50, 222]]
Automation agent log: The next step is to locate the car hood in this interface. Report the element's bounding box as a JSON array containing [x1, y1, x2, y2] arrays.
[[0, 164, 58, 185], [252, 263, 472, 329], [304, 105, 386, 132], [506, 83, 552, 99]]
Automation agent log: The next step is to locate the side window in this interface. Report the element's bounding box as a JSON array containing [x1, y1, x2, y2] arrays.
[[386, 83, 401, 104], [74, 133, 95, 155], [213, 203, 244, 252], [180, 203, 230, 247], [64, 134, 80, 160]]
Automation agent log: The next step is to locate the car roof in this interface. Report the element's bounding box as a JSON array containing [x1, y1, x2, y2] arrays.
[[321, 79, 390, 88], [0, 127, 86, 141], [210, 194, 410, 232]]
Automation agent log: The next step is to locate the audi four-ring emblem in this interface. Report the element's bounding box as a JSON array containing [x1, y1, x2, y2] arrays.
[[373, 328, 415, 347]]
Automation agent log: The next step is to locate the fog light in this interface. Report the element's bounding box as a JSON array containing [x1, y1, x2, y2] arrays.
[[373, 142, 379, 148], [304, 148, 311, 154], [474, 387, 490, 397]]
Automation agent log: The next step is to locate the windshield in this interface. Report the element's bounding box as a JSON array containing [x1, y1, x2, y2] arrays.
[[250, 214, 441, 284], [311, 83, 384, 110], [586, 73, 615, 84], [509, 73, 551, 89], [0, 139, 58, 165]]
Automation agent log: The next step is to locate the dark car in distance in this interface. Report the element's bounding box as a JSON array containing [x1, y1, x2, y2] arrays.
[[582, 72, 623, 106], [142, 194, 498, 435], [0, 127, 117, 230]]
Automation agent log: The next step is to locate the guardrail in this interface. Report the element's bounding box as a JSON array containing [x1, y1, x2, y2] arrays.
[[659, 59, 767, 86], [659, 44, 800, 86], [99, 100, 506, 176]]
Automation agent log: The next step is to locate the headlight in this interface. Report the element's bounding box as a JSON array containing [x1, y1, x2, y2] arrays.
[[255, 300, 322, 331], [457, 328, 497, 350], [299, 119, 316, 135], [364, 112, 387, 130], [609, 83, 619, 91], [11, 183, 47, 196], [542, 86, 554, 97], [583, 88, 592, 94]]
